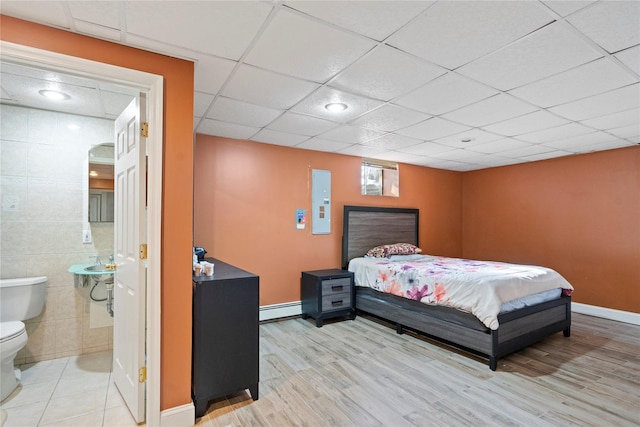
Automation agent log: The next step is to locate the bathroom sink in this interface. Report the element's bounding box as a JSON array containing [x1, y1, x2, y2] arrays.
[[84, 265, 114, 273]]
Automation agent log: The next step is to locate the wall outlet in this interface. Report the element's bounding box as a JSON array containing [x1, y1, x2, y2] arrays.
[[82, 229, 92, 243]]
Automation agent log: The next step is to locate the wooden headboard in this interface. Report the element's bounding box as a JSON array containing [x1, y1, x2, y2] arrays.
[[342, 205, 419, 269]]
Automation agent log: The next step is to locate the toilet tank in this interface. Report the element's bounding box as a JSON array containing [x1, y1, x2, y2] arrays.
[[0, 276, 48, 322]]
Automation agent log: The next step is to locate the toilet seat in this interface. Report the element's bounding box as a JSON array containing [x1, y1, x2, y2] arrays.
[[0, 321, 26, 343]]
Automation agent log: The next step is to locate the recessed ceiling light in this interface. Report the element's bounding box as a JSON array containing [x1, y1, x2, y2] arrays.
[[68, 124, 80, 130], [325, 102, 348, 112], [39, 89, 70, 101]]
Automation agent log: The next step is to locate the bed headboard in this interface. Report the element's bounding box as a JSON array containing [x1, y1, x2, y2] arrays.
[[342, 205, 419, 269]]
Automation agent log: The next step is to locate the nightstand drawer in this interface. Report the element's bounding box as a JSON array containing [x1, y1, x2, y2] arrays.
[[321, 277, 351, 296], [321, 291, 351, 312]]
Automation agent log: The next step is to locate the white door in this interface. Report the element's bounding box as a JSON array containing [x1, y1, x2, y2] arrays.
[[113, 96, 147, 423]]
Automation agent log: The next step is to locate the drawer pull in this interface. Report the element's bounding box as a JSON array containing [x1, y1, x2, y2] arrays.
[[331, 300, 343, 307], [331, 285, 343, 292]]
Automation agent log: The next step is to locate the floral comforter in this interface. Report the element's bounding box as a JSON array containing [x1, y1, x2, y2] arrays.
[[348, 255, 574, 330]]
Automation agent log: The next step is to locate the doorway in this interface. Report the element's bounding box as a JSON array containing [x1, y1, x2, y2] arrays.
[[0, 41, 162, 426]]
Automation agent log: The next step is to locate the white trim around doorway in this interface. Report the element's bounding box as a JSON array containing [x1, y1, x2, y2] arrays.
[[0, 41, 163, 427]]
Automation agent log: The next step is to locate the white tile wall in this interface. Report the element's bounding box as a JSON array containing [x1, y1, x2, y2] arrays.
[[0, 104, 115, 363]]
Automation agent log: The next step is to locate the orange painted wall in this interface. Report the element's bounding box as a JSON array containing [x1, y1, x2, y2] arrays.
[[1, 16, 194, 410], [194, 135, 462, 305], [462, 146, 640, 313]]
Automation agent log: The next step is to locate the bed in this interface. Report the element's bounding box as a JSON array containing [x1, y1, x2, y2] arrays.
[[341, 205, 572, 371]]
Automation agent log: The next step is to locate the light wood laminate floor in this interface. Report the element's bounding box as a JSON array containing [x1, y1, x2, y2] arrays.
[[198, 312, 640, 427]]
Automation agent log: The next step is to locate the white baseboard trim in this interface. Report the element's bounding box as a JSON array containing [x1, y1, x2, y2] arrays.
[[160, 402, 194, 427], [260, 301, 302, 322], [572, 302, 640, 326]]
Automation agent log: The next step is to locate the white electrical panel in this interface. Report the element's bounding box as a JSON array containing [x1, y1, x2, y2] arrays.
[[312, 169, 331, 234]]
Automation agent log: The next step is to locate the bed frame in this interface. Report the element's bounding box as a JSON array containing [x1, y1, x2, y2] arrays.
[[341, 205, 571, 371]]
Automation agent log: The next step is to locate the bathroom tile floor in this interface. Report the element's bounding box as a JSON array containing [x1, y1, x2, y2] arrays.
[[0, 351, 139, 427]]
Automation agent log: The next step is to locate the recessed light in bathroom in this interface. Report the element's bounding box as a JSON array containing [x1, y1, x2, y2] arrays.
[[325, 102, 348, 112], [39, 89, 70, 101]]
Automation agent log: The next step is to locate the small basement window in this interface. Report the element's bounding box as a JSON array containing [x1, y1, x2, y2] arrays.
[[361, 158, 399, 197]]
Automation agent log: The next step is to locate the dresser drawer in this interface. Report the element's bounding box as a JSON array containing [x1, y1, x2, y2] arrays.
[[321, 277, 351, 296], [321, 291, 351, 312]]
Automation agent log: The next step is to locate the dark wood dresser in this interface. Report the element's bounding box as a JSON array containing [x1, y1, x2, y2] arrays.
[[192, 257, 259, 418]]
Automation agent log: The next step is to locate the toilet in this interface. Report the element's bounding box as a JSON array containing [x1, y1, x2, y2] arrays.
[[0, 276, 48, 401]]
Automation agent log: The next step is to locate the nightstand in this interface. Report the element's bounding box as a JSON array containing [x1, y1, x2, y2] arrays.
[[301, 269, 356, 327]]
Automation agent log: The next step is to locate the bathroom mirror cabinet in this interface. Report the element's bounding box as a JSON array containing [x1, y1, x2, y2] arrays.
[[88, 143, 115, 222]]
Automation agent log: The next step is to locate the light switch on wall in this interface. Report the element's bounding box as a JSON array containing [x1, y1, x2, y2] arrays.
[[83, 229, 92, 243]]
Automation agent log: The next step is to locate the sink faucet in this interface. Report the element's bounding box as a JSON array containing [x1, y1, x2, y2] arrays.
[[108, 255, 114, 264], [91, 255, 102, 265]]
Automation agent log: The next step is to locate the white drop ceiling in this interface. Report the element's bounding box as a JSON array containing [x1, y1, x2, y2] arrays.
[[1, 0, 638, 171]]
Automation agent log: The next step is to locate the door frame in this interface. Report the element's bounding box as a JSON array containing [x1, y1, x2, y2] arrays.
[[0, 41, 163, 427]]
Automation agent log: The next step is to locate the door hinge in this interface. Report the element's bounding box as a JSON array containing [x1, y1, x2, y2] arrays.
[[140, 122, 149, 138], [139, 366, 147, 383], [139, 243, 148, 260]]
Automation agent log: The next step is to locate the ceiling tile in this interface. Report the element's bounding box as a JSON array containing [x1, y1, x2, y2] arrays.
[[434, 128, 503, 148], [509, 58, 638, 108], [68, 1, 120, 29], [429, 149, 495, 163], [205, 97, 282, 128], [125, 1, 272, 60], [394, 72, 498, 115], [244, 8, 375, 82], [467, 138, 531, 155], [541, 1, 595, 17], [0, 1, 70, 28], [483, 110, 570, 137], [284, 1, 431, 41], [194, 55, 236, 95], [196, 119, 259, 140], [330, 45, 445, 101], [397, 141, 455, 156], [516, 122, 595, 144], [295, 137, 353, 152], [580, 108, 640, 130], [562, 139, 632, 154], [124, 33, 199, 62], [317, 125, 386, 144], [250, 128, 309, 147], [337, 144, 387, 158], [549, 84, 640, 121], [387, 1, 554, 69], [567, 1, 640, 53], [222, 65, 320, 109], [607, 124, 640, 140], [458, 23, 602, 91], [396, 117, 470, 141], [374, 150, 426, 164], [500, 143, 558, 158], [266, 112, 339, 136], [73, 20, 121, 41], [542, 130, 620, 150], [100, 90, 136, 118], [193, 92, 214, 118], [361, 134, 423, 151], [291, 87, 384, 122], [520, 150, 573, 162], [442, 94, 538, 127], [1, 73, 105, 117], [350, 104, 430, 132], [615, 46, 640, 76]]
